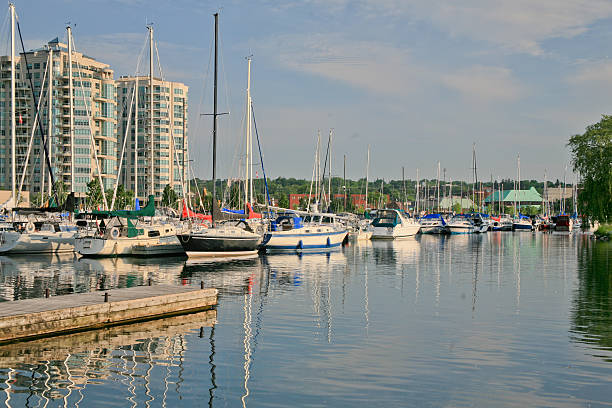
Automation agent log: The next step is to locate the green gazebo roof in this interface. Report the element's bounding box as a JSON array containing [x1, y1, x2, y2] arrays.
[[484, 187, 542, 203]]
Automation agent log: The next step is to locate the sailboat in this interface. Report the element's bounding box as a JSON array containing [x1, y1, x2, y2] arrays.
[[512, 154, 533, 231], [74, 195, 185, 256], [178, 13, 261, 257]]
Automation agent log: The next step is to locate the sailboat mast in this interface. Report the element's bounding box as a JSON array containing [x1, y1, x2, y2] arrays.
[[211, 13, 219, 226], [9, 3, 15, 205], [415, 168, 419, 215], [402, 166, 406, 211], [343, 154, 346, 210], [518, 154, 521, 212], [562, 164, 567, 214], [67, 25, 75, 193], [245, 56, 252, 207], [436, 161, 440, 212], [45, 48, 53, 197], [134, 75, 139, 200], [148, 25, 154, 198], [328, 129, 332, 209], [365, 145, 370, 210]]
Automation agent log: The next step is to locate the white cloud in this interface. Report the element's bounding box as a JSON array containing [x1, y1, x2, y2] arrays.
[[442, 66, 525, 102], [259, 33, 427, 98], [570, 60, 612, 84], [302, 0, 612, 56]]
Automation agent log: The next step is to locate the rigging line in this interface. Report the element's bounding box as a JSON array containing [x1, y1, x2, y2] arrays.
[[192, 31, 214, 181], [217, 22, 234, 179], [70, 30, 109, 210], [15, 17, 58, 203], [0, 10, 9, 60], [152, 37, 190, 206], [319, 132, 331, 204], [153, 38, 165, 81], [17, 54, 47, 203], [111, 33, 147, 209], [251, 102, 271, 206]]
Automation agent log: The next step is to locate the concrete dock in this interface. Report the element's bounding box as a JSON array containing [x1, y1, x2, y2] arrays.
[[0, 285, 218, 344]]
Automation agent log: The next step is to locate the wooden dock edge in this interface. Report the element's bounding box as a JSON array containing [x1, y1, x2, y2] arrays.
[[0, 288, 218, 345]]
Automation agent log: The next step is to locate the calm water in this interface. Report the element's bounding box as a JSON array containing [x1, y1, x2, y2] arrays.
[[0, 232, 609, 407]]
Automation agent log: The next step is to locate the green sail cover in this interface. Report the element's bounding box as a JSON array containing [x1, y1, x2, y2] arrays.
[[90, 195, 156, 218], [127, 218, 144, 238]]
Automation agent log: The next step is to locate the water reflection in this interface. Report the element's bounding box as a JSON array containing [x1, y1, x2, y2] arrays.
[[0, 256, 186, 301], [0, 235, 606, 406], [571, 240, 612, 362], [0, 310, 216, 407]]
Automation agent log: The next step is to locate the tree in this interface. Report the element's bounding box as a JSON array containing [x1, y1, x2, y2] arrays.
[[277, 194, 289, 209], [568, 115, 612, 223], [53, 181, 68, 206], [161, 184, 178, 209], [86, 179, 104, 210]]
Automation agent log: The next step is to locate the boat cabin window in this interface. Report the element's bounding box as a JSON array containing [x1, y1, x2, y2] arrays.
[[148, 230, 161, 237], [372, 210, 399, 227]]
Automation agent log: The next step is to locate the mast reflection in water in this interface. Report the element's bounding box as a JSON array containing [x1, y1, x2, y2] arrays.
[[0, 236, 608, 406]]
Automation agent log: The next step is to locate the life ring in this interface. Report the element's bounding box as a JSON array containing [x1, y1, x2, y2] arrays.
[[110, 227, 120, 239], [25, 222, 35, 234]]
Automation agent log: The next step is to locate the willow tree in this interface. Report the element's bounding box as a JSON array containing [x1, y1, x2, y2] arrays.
[[568, 115, 612, 223]]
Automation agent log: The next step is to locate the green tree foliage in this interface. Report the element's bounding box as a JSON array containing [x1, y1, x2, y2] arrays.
[[112, 185, 135, 210], [568, 115, 612, 223], [277, 194, 289, 209], [86, 179, 104, 209], [53, 181, 68, 206], [162, 184, 179, 209]]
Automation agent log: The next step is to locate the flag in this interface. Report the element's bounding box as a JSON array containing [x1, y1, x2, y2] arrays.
[[18, 114, 22, 125]]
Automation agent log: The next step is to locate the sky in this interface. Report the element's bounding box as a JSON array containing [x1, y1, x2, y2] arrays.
[[3, 0, 612, 183]]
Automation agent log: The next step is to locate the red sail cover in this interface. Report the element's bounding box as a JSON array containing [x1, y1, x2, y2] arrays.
[[247, 203, 262, 219], [181, 201, 212, 223]]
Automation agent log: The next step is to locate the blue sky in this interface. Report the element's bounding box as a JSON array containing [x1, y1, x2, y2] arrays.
[[5, 0, 612, 183]]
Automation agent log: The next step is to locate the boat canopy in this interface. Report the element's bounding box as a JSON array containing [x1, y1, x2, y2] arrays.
[[84, 195, 156, 218]]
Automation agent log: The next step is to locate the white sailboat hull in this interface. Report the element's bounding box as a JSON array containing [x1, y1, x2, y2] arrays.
[[0, 231, 75, 254], [263, 228, 347, 253], [75, 235, 184, 257]]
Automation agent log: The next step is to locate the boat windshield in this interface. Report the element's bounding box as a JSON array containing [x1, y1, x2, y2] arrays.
[[372, 210, 398, 227]]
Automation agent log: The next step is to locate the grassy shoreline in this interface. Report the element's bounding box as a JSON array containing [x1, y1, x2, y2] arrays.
[[595, 224, 612, 239]]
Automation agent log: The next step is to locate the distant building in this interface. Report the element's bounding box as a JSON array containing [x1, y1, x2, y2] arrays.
[[0, 38, 118, 197], [544, 187, 574, 202], [288, 193, 389, 210], [439, 196, 474, 211], [484, 187, 542, 207], [116, 76, 188, 203]]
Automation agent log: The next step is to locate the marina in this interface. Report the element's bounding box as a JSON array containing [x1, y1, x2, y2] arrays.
[[0, 1, 609, 407]]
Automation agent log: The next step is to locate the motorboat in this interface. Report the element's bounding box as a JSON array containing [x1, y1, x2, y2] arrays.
[[261, 211, 348, 252], [444, 213, 488, 234], [554, 215, 573, 233], [419, 213, 446, 234], [513, 215, 533, 231], [490, 214, 513, 231], [370, 209, 421, 239]]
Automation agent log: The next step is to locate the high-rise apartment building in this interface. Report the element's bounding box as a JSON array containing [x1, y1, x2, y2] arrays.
[[116, 76, 188, 203], [0, 37, 118, 198]]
